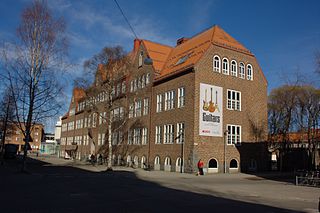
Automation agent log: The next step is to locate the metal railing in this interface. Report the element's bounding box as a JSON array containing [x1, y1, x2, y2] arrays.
[[295, 170, 320, 187]]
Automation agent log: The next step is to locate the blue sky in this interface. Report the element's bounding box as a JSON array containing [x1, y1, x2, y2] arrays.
[[1, 0, 320, 131]]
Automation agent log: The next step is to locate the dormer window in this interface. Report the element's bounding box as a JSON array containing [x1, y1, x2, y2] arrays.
[[222, 58, 229, 75], [213, 55, 221, 72], [247, 64, 253, 80], [138, 51, 143, 67]]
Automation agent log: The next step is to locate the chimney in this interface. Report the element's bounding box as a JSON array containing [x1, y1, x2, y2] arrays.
[[134, 38, 141, 52], [176, 37, 189, 46]]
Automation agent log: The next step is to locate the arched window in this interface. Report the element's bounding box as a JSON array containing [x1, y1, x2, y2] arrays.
[[117, 155, 122, 165], [222, 58, 229, 75], [154, 156, 160, 165], [247, 64, 253, 80], [208, 159, 218, 168], [141, 156, 146, 168], [230, 159, 238, 168], [164, 157, 171, 165], [146, 73, 150, 85], [126, 155, 131, 166], [239, 62, 245, 79], [231, 60, 237, 76], [134, 156, 139, 166], [213, 55, 221, 72], [176, 157, 182, 167]]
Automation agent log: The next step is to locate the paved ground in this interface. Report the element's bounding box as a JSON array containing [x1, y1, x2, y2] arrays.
[[1, 154, 319, 213]]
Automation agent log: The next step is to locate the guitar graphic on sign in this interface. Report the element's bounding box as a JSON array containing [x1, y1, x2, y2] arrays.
[[208, 88, 215, 113], [202, 89, 209, 111], [215, 90, 220, 112]]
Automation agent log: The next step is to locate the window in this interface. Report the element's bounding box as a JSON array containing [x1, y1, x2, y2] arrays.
[[213, 55, 221, 72], [154, 156, 160, 165], [176, 123, 185, 144], [142, 128, 148, 145], [99, 113, 102, 125], [231, 60, 237, 76], [116, 83, 121, 96], [155, 126, 162, 144], [227, 90, 241, 111], [128, 129, 133, 145], [135, 100, 142, 117], [178, 87, 185, 108], [156, 94, 163, 112], [121, 81, 126, 94], [227, 125, 241, 145], [133, 79, 137, 92], [119, 107, 124, 120], [130, 81, 134, 92], [247, 64, 253, 80], [230, 159, 238, 168], [98, 134, 101, 145], [165, 90, 175, 111], [239, 62, 245, 79], [129, 103, 134, 118], [222, 58, 229, 75], [133, 128, 141, 144], [164, 124, 174, 144], [141, 75, 146, 88], [138, 51, 143, 67], [143, 98, 149, 115], [138, 76, 142, 89], [146, 73, 150, 84]]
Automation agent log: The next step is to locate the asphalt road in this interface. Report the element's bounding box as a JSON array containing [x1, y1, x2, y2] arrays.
[[1, 155, 319, 213]]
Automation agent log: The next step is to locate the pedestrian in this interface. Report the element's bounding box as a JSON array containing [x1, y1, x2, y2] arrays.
[[90, 153, 96, 166], [98, 154, 103, 165], [197, 159, 204, 175]]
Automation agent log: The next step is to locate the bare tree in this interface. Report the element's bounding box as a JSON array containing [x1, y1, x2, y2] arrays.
[[79, 46, 131, 170], [0, 87, 15, 165], [1, 0, 68, 171]]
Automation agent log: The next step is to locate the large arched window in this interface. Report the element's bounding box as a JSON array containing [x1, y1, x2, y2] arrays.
[[222, 58, 229, 75], [213, 55, 221, 72], [247, 64, 253, 80], [231, 60, 237, 76], [239, 62, 245, 79]]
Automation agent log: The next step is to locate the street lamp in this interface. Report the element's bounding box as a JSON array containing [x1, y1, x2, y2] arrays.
[[224, 130, 229, 173]]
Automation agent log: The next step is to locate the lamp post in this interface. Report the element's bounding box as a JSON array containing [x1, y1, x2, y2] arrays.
[[224, 130, 229, 173]]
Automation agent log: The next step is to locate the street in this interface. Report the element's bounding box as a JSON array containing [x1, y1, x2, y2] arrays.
[[0, 155, 319, 213]]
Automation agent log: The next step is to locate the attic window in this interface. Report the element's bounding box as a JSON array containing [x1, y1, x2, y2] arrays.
[[175, 54, 189, 66], [138, 51, 143, 67]]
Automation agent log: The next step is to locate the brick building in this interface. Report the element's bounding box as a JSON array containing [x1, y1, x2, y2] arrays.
[[60, 25, 268, 173], [1, 122, 44, 153]]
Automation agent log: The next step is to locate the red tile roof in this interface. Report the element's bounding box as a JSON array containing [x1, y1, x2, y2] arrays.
[[138, 25, 254, 81]]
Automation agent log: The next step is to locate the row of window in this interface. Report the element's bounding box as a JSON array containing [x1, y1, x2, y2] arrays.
[[156, 87, 185, 112], [213, 55, 253, 80], [129, 73, 151, 93], [129, 98, 149, 118], [61, 123, 241, 146], [155, 123, 185, 144]]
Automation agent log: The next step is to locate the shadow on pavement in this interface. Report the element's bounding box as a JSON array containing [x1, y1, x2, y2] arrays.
[[0, 156, 300, 213]]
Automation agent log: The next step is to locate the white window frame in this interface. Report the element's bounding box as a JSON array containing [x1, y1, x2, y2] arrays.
[[164, 124, 174, 144], [138, 51, 143, 67], [155, 126, 162, 144], [222, 58, 229, 75], [143, 98, 149, 115], [231, 60, 237, 76], [164, 90, 175, 111], [239, 62, 245, 79], [156, 94, 163, 113], [142, 128, 148, 145], [129, 103, 134, 118], [247, 64, 253, 81], [213, 55, 221, 72], [227, 124, 241, 145], [135, 99, 142, 117], [176, 123, 185, 144], [227, 89, 241, 111], [178, 87, 185, 108]]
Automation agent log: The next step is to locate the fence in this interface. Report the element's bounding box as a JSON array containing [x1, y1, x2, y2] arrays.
[[295, 170, 320, 187]]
